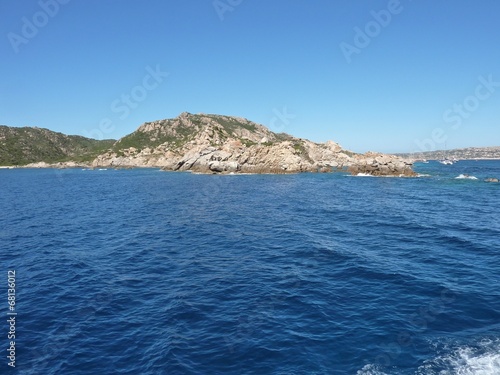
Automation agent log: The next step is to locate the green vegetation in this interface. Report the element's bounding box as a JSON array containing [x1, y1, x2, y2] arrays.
[[113, 130, 154, 151], [241, 139, 257, 147], [0, 113, 303, 166], [341, 150, 356, 157], [202, 114, 257, 134], [113, 128, 186, 152], [0, 126, 114, 166], [113, 114, 264, 154], [293, 142, 314, 163], [112, 117, 207, 152], [275, 133, 293, 142]]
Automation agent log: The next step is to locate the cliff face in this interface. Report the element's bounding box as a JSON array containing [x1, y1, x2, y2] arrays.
[[92, 112, 415, 176], [0, 126, 114, 166]]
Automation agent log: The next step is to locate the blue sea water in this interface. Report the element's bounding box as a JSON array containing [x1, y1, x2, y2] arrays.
[[1, 160, 499, 374]]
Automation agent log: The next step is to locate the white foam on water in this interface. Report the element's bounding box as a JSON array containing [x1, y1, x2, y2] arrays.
[[356, 173, 375, 177], [356, 339, 500, 375], [356, 364, 388, 375], [455, 174, 478, 180], [417, 339, 500, 375]]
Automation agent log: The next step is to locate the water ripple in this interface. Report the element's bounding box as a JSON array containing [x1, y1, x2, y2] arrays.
[[0, 164, 498, 374]]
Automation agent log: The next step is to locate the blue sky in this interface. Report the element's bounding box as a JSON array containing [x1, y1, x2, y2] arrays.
[[1, 0, 499, 153]]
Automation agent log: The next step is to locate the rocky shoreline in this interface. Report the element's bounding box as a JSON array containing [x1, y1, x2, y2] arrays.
[[2, 113, 417, 177], [8, 153, 416, 177], [87, 113, 416, 177], [87, 142, 415, 176]]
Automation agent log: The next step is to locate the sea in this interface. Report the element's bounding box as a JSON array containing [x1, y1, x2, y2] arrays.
[[1, 160, 499, 375]]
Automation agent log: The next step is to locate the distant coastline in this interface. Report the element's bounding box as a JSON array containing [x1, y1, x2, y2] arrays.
[[396, 146, 500, 161]]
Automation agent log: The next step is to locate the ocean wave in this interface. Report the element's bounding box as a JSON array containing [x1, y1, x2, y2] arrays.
[[356, 364, 388, 375], [4, 164, 500, 374], [455, 174, 479, 180], [417, 338, 500, 375], [357, 339, 500, 375], [353, 173, 406, 178]]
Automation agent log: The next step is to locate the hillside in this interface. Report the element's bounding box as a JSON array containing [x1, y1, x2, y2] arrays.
[[92, 112, 415, 176], [112, 113, 292, 153], [0, 114, 415, 176], [0, 126, 115, 166], [397, 146, 500, 161]]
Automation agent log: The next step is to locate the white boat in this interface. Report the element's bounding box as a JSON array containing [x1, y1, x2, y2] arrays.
[[439, 143, 454, 165]]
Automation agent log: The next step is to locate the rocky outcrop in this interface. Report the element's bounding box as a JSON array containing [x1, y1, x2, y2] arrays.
[[90, 113, 415, 176], [347, 152, 415, 177]]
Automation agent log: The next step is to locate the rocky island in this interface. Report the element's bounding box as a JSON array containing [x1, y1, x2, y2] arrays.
[[1, 113, 415, 176]]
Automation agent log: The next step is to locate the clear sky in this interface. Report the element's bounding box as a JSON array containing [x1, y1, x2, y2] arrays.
[[1, 0, 499, 153]]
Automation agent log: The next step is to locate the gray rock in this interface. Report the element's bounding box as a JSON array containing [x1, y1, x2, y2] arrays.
[[225, 161, 240, 172], [208, 161, 224, 172]]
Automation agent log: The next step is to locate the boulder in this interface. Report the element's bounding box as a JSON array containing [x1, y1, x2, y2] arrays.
[[225, 161, 240, 172], [208, 161, 224, 172]]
